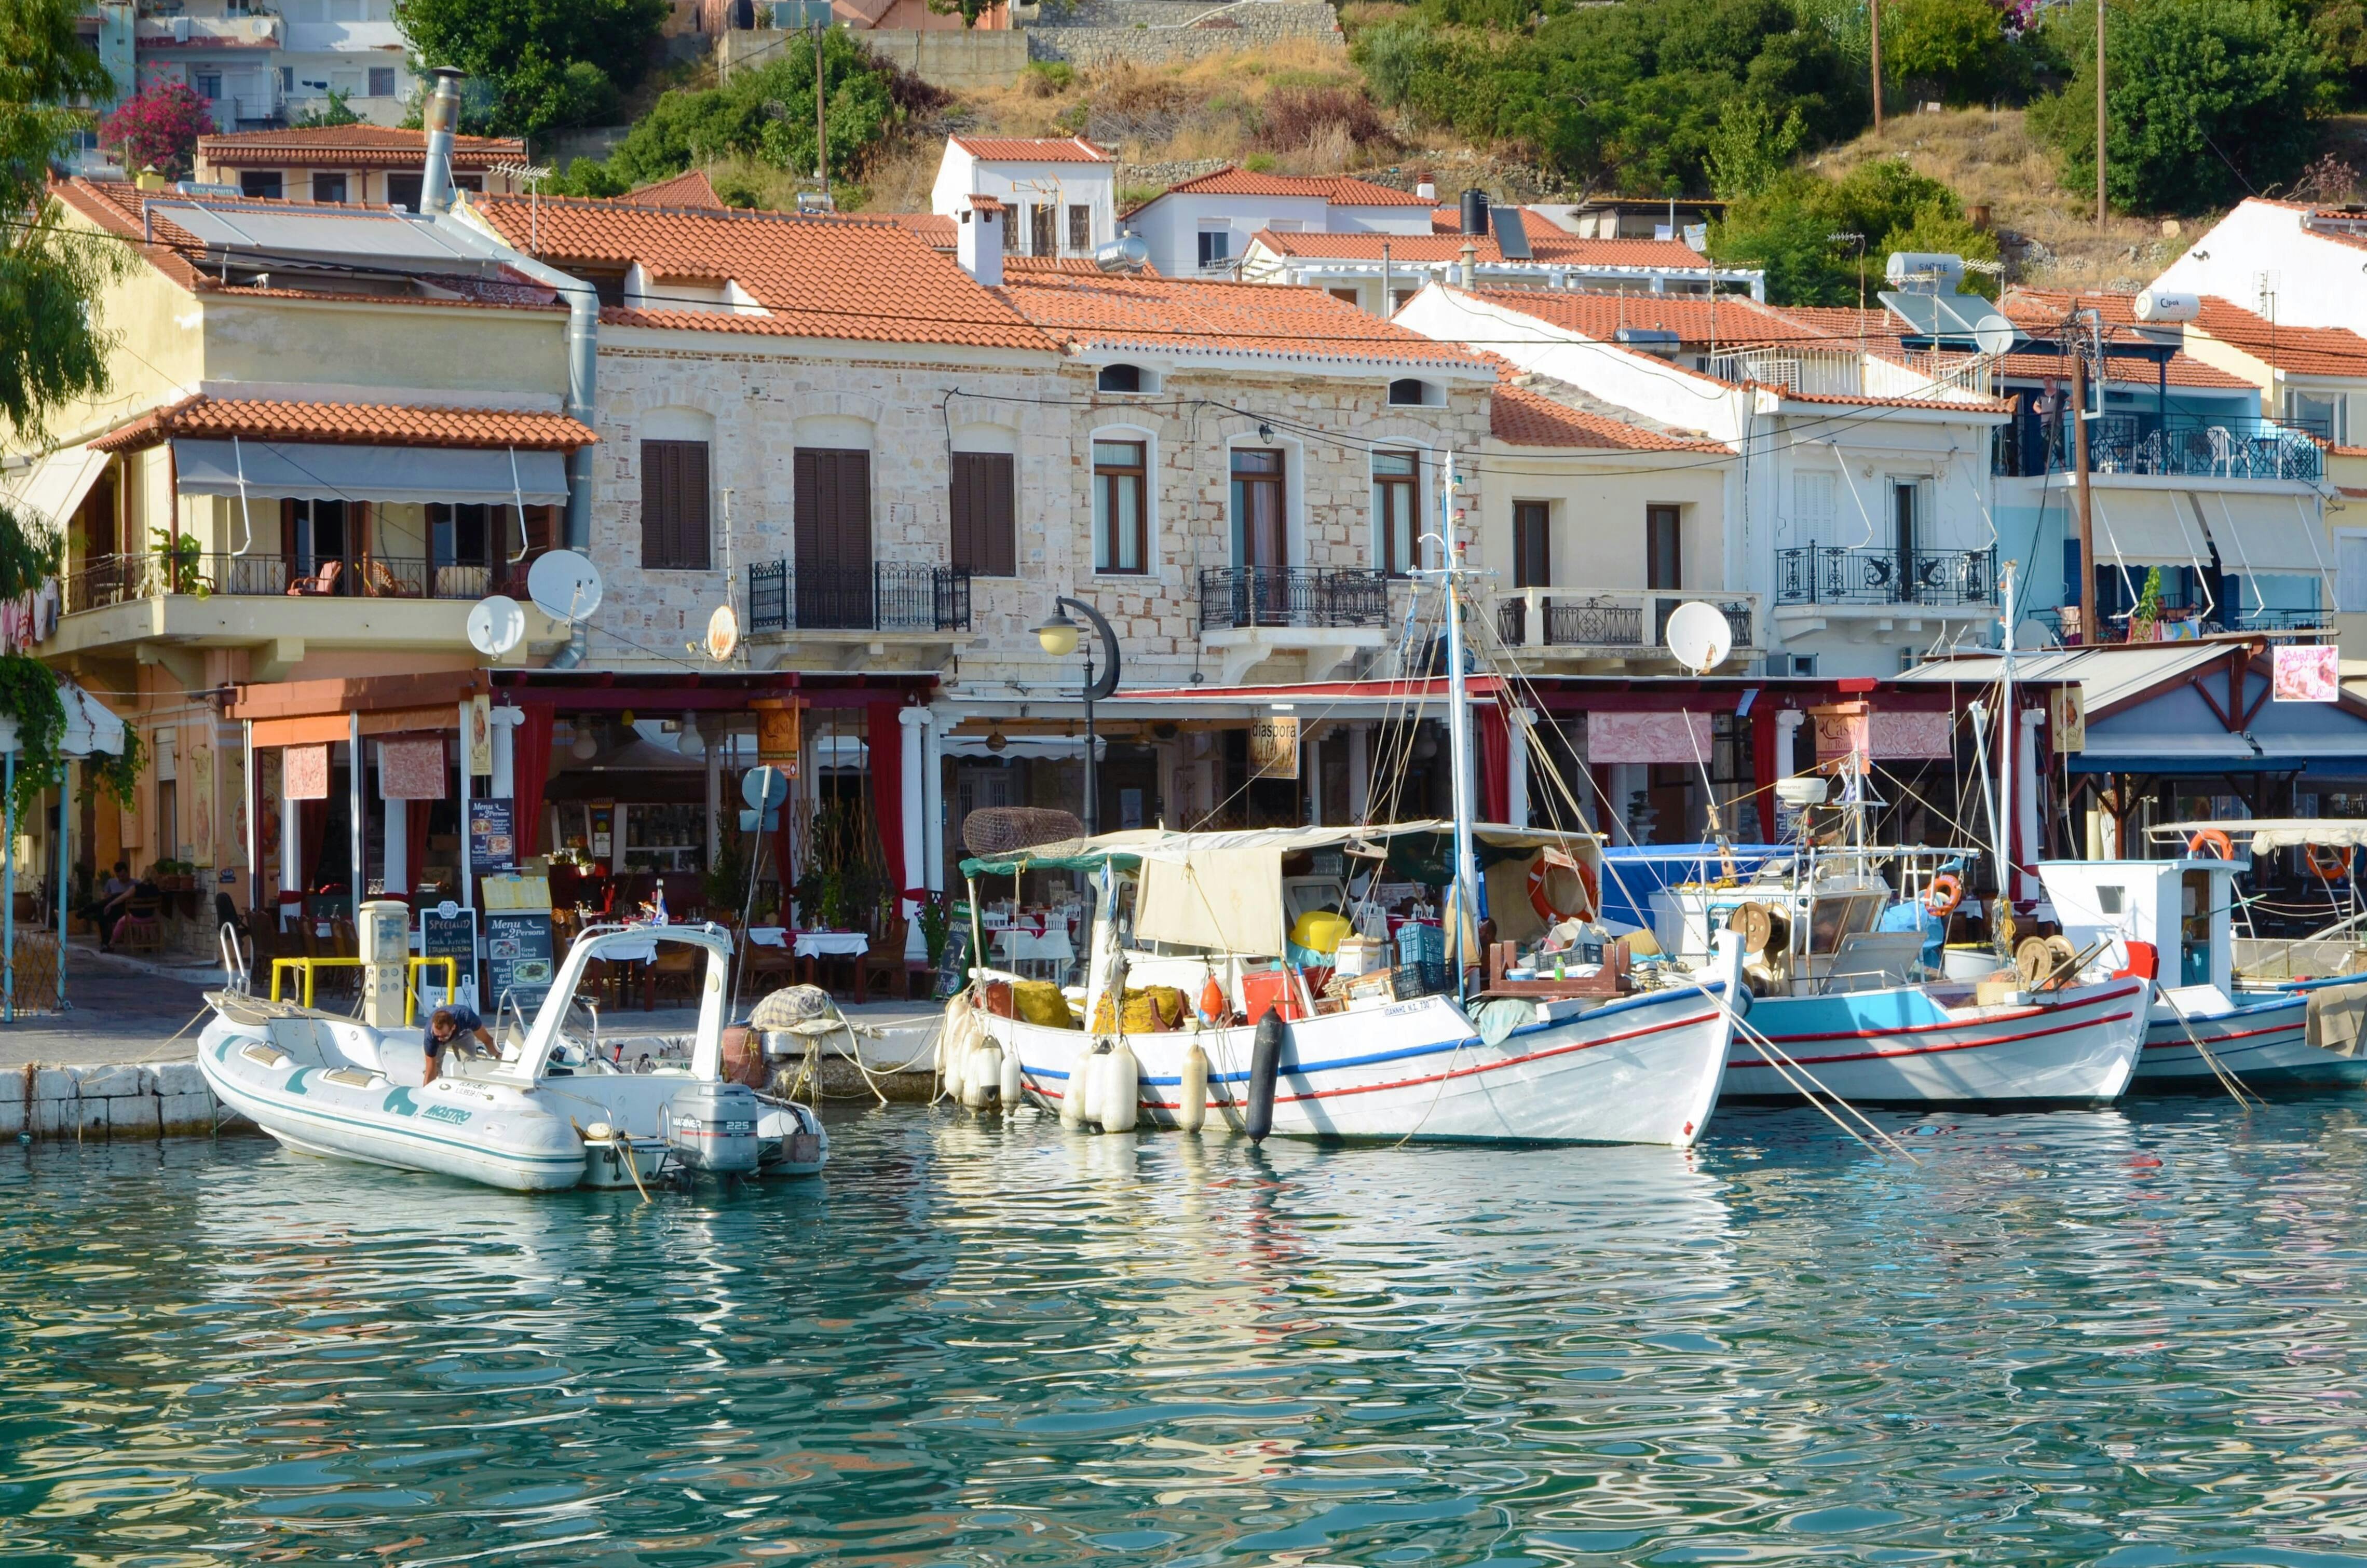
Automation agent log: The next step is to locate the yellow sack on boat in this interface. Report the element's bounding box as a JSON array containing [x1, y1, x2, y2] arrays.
[[1289, 910, 1352, 957], [1013, 979, 1080, 1030], [1089, 985, 1188, 1034]]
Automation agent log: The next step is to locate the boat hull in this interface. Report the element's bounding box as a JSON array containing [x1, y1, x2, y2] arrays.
[[976, 979, 1738, 1147], [1723, 978, 2152, 1106], [2138, 990, 2367, 1090]]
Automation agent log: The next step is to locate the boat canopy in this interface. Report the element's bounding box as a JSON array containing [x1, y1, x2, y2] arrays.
[[2155, 820, 2367, 852]]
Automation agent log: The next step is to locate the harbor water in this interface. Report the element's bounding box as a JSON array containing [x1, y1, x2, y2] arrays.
[[7, 1100, 2367, 1565]]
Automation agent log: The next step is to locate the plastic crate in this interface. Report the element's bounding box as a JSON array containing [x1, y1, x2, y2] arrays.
[[1389, 959, 1449, 1000]]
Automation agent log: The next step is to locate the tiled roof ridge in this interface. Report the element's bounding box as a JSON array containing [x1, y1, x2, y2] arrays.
[[1478, 351, 1723, 446], [89, 394, 597, 453]]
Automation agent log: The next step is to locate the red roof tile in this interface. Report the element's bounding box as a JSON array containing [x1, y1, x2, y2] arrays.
[[996, 273, 1483, 367], [90, 396, 594, 453], [948, 136, 1113, 163], [1149, 167, 1433, 206], [625, 168, 727, 209], [1263, 225, 1723, 270], [874, 211, 959, 247], [1489, 378, 1731, 452], [196, 124, 526, 170], [2191, 295, 2367, 378], [470, 195, 1058, 352], [1460, 288, 1827, 345]]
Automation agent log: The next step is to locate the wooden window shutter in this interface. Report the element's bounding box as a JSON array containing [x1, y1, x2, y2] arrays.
[[982, 453, 1014, 575], [679, 441, 710, 569], [794, 447, 821, 571], [949, 453, 978, 570], [641, 440, 669, 567], [641, 440, 710, 569]]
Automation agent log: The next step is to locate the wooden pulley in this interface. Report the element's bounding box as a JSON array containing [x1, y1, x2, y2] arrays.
[[2043, 934, 2079, 987], [1726, 901, 1776, 957], [2015, 936, 2053, 989]]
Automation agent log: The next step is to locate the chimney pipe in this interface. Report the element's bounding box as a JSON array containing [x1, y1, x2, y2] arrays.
[[1460, 188, 1490, 237], [419, 66, 463, 215], [958, 196, 1004, 288], [1459, 241, 1476, 290]]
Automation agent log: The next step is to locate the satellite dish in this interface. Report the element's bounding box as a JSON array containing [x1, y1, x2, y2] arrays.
[[1972, 311, 2019, 358], [526, 549, 604, 621], [704, 603, 740, 663], [742, 765, 791, 811], [1663, 600, 1734, 674], [466, 594, 526, 658]]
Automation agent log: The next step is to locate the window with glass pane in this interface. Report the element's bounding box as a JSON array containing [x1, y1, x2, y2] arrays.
[[1515, 501, 1551, 587], [1231, 448, 1285, 569], [1093, 441, 1146, 572], [1373, 450, 1418, 574]]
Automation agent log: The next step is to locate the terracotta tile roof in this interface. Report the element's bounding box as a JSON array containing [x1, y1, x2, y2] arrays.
[[2191, 295, 2367, 378], [625, 168, 727, 209], [948, 135, 1113, 163], [470, 195, 1057, 352], [195, 124, 526, 170], [1996, 288, 2264, 390], [1005, 255, 1159, 276], [1489, 377, 1731, 452], [51, 178, 567, 313], [1988, 349, 2254, 390], [996, 273, 1484, 367], [1149, 167, 1433, 206], [1777, 387, 2011, 413], [89, 395, 595, 453], [1263, 225, 1724, 270], [1460, 287, 1826, 345], [874, 211, 958, 247]]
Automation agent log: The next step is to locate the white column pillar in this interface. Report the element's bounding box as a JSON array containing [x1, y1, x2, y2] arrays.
[[379, 746, 407, 895], [2018, 706, 2044, 902], [1507, 707, 1533, 828], [897, 706, 928, 899], [1347, 722, 1371, 823], [279, 758, 300, 908], [922, 707, 945, 895], [1775, 709, 1805, 779], [489, 705, 520, 799], [456, 712, 472, 912]]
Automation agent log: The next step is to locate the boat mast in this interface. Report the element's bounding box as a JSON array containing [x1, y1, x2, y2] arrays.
[[1441, 447, 1479, 997], [1997, 561, 2017, 911]]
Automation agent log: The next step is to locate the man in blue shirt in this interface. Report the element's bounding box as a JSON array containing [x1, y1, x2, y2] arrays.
[[423, 1005, 494, 1084]]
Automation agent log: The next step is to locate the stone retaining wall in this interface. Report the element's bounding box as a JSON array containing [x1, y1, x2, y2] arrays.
[[720, 26, 1032, 92], [5, 1061, 239, 1141], [1029, 0, 1343, 65]]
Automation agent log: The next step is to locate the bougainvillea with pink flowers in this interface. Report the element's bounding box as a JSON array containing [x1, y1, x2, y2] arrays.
[[98, 81, 215, 180]]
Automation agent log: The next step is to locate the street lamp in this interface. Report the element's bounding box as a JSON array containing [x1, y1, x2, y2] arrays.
[[1035, 595, 1120, 833]]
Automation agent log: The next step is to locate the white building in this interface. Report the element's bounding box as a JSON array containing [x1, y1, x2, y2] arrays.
[[128, 0, 416, 130], [929, 135, 1116, 262], [1120, 167, 1435, 281]]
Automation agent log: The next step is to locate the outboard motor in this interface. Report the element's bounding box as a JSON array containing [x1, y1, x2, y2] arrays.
[[662, 1082, 762, 1175]]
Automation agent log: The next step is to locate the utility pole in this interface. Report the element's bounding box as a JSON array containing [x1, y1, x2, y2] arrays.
[[813, 17, 828, 191], [2071, 341, 2097, 644], [1869, 0, 1884, 135], [2094, 0, 2107, 231]]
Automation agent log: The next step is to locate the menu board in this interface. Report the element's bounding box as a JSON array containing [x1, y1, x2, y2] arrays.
[[418, 903, 479, 1008], [486, 911, 555, 1013], [469, 797, 516, 870]]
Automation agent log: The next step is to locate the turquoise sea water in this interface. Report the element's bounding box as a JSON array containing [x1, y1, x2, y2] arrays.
[[6, 1100, 2367, 1566]]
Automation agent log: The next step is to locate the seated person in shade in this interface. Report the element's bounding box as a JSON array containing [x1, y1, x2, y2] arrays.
[[81, 861, 134, 949], [422, 1005, 495, 1084]]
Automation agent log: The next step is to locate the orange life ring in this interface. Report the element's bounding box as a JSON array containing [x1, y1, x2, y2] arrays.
[[2308, 842, 2355, 880], [1925, 872, 1965, 917], [1528, 850, 1600, 924], [2187, 828, 2236, 861]]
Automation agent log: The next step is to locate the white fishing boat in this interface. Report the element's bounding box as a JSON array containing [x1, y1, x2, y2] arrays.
[[2042, 849, 2367, 1091], [957, 823, 1746, 1148], [198, 923, 828, 1192]]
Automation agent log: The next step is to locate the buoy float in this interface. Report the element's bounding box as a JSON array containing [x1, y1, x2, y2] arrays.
[[1245, 1013, 1283, 1142], [1059, 1056, 1088, 1126], [999, 1046, 1024, 1109], [2308, 841, 2354, 880], [1177, 1042, 1209, 1133], [964, 1041, 999, 1109], [1925, 871, 1964, 916], [2187, 826, 2235, 860], [1104, 1041, 1139, 1131]]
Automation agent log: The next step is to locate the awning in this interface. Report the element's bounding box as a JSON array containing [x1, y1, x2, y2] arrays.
[[2090, 487, 2210, 566], [171, 439, 569, 507], [2161, 819, 2367, 851], [3, 443, 110, 531], [2193, 492, 2327, 577], [60, 677, 126, 757]]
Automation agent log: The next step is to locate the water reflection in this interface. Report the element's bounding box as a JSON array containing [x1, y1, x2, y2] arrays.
[[4, 1101, 2367, 1564]]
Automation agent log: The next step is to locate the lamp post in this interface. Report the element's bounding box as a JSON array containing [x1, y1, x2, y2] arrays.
[[1035, 596, 1120, 834]]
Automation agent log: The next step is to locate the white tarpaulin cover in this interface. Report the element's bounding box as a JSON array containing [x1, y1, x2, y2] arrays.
[[2091, 487, 2212, 567], [2194, 492, 2327, 577], [2163, 819, 2367, 851], [1135, 848, 1287, 954], [171, 439, 567, 506], [59, 676, 125, 757], [2, 443, 109, 531]]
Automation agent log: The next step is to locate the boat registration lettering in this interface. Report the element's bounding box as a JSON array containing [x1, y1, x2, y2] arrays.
[[424, 1105, 474, 1126], [1383, 1001, 1429, 1017]]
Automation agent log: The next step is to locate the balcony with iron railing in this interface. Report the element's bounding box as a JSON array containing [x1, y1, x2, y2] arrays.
[[62, 551, 497, 614], [1493, 589, 1760, 659], [1198, 566, 1391, 631], [2035, 603, 2329, 646], [745, 561, 972, 634], [1775, 546, 1997, 608], [2004, 413, 2324, 483]]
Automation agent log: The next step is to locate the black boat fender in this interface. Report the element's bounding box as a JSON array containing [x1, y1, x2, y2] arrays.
[[1245, 1013, 1284, 1142]]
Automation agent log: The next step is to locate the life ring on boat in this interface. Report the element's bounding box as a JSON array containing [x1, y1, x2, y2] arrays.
[[2187, 827, 2236, 861], [1925, 872, 1965, 917], [2307, 842, 2355, 880], [1527, 850, 1600, 924]]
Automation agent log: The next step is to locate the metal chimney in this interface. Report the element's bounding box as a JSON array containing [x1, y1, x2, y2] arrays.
[[1459, 188, 1490, 236], [419, 66, 464, 215]]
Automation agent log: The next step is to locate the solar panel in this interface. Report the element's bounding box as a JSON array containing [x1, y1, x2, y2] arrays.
[[1880, 289, 2021, 353], [1490, 208, 1532, 260], [143, 199, 502, 272]]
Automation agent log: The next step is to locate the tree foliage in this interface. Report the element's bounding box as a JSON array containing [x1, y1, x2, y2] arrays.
[[393, 0, 668, 137], [1709, 158, 2000, 305], [551, 32, 919, 197], [292, 88, 363, 128], [2028, 0, 2328, 214], [1882, 0, 2024, 106], [97, 81, 214, 181]]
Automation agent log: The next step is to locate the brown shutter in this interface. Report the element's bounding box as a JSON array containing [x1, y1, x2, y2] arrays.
[[680, 442, 710, 569], [983, 454, 1014, 576], [641, 440, 668, 567], [949, 453, 977, 571], [794, 447, 821, 571]]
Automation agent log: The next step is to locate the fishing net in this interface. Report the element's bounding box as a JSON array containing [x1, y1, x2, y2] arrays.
[[962, 807, 1084, 858]]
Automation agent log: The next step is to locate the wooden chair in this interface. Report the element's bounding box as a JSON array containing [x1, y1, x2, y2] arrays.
[[862, 915, 917, 1001], [285, 559, 343, 596], [642, 945, 700, 1010], [743, 934, 798, 994], [113, 897, 165, 955]]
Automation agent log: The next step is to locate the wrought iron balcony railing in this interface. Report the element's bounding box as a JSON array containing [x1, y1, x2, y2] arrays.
[[1775, 547, 1996, 607], [1494, 590, 1759, 655], [745, 561, 973, 634], [62, 551, 495, 612], [1198, 566, 1390, 631]]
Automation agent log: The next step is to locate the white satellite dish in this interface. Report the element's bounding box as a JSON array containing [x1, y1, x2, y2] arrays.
[[1663, 599, 1734, 674], [704, 603, 740, 663], [1972, 311, 2019, 358], [466, 594, 526, 658], [526, 549, 604, 622]]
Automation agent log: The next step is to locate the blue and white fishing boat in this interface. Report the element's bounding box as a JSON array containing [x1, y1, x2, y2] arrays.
[[200, 924, 828, 1191]]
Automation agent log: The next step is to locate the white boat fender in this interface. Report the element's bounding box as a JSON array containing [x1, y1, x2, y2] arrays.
[[1105, 1040, 1139, 1132], [1244, 1013, 1284, 1142], [998, 1044, 1024, 1110], [964, 1041, 1000, 1109], [1081, 1046, 1109, 1127], [1059, 1049, 1090, 1127], [1177, 1042, 1209, 1134]]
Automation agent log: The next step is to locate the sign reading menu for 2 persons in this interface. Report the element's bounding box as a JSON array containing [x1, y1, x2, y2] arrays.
[[469, 797, 516, 870], [482, 874, 556, 1013]]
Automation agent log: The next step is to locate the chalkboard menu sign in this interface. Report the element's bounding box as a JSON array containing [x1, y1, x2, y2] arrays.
[[486, 911, 556, 1013], [932, 923, 972, 1000], [418, 903, 479, 1007], [469, 798, 516, 870]]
